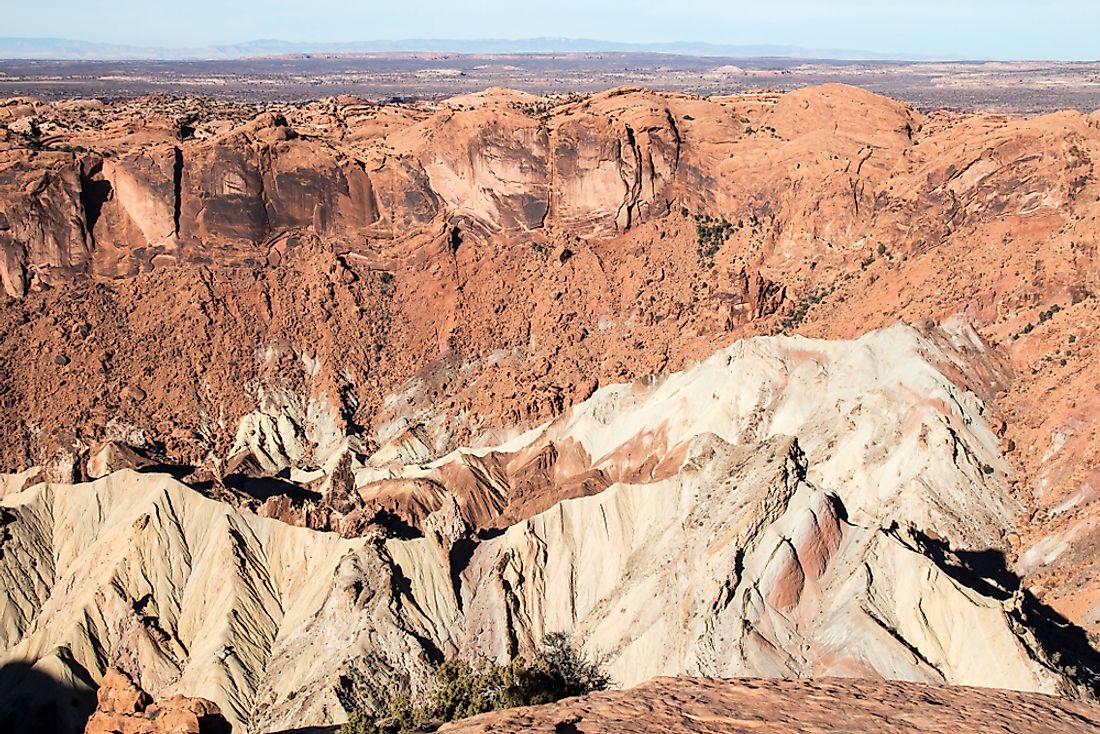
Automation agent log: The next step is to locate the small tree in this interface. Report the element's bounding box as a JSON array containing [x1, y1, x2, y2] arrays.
[[530, 632, 612, 699]]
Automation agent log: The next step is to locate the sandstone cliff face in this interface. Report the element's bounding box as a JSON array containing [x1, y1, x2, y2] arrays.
[[399, 99, 550, 233], [548, 89, 680, 234], [0, 159, 91, 296], [97, 147, 179, 275], [0, 85, 685, 293], [1, 326, 1093, 733], [2, 83, 1100, 721]]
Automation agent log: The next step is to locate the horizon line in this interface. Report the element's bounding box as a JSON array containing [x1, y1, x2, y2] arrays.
[[0, 35, 1007, 63]]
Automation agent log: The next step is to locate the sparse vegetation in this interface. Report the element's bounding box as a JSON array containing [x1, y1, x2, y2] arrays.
[[340, 633, 611, 734], [1012, 303, 1066, 340], [779, 287, 834, 331], [515, 93, 588, 120], [693, 213, 735, 266], [530, 240, 552, 259], [1038, 303, 1062, 324], [339, 711, 377, 734], [859, 243, 893, 270]]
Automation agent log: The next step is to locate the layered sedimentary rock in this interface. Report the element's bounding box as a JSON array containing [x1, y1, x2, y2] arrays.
[[2, 85, 1098, 640], [3, 82, 1100, 734], [2, 326, 1095, 733]]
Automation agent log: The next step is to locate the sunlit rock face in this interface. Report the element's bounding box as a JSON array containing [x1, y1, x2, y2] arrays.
[[2, 83, 1100, 733], [2, 326, 1093, 732]]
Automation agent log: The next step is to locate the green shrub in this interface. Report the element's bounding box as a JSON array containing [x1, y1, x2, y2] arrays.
[[1038, 304, 1062, 323], [339, 710, 380, 734], [533, 631, 613, 698], [693, 213, 735, 265], [352, 634, 610, 733], [779, 286, 833, 331]]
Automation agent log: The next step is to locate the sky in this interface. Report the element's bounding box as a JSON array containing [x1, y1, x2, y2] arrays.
[[4, 0, 1099, 60]]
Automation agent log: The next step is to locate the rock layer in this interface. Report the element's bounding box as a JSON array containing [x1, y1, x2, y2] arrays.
[[2, 85, 1098, 637], [2, 326, 1095, 733]]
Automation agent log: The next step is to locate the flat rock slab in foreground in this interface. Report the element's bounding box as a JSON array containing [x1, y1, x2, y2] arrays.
[[439, 677, 1100, 734]]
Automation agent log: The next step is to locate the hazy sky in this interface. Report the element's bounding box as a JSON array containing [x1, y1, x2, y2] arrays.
[[5, 0, 1099, 60]]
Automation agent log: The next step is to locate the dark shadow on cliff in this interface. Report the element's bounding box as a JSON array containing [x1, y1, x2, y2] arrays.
[[137, 462, 198, 480], [223, 474, 322, 503], [370, 508, 423, 540], [909, 527, 1100, 695], [78, 160, 112, 246], [448, 537, 479, 611], [0, 659, 97, 734]]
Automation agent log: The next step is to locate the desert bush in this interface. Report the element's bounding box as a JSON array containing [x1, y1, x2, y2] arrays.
[[533, 631, 612, 698], [339, 710, 379, 734], [347, 633, 610, 733], [779, 286, 833, 331], [693, 213, 735, 265]]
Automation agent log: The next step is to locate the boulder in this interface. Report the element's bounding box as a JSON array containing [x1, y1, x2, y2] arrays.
[[84, 668, 231, 734]]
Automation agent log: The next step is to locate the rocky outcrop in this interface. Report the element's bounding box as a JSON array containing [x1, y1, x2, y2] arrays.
[[0, 159, 91, 296], [0, 469, 443, 733], [84, 668, 230, 734], [175, 115, 378, 261], [0, 83, 921, 290], [2, 326, 1096, 733], [547, 89, 680, 234], [438, 676, 1100, 734], [86, 441, 156, 479], [399, 96, 550, 233], [95, 146, 180, 276]]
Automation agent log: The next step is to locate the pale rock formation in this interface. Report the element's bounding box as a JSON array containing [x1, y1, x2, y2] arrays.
[[456, 435, 1051, 691], [86, 441, 156, 480], [365, 424, 434, 468], [0, 325, 1093, 734], [0, 466, 42, 500], [0, 471, 444, 732], [229, 387, 346, 474]]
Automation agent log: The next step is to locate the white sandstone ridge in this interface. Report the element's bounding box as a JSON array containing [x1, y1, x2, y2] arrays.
[[228, 347, 350, 476], [0, 323, 1085, 734]]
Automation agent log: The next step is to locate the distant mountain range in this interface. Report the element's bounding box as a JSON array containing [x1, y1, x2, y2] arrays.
[[0, 37, 960, 62]]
